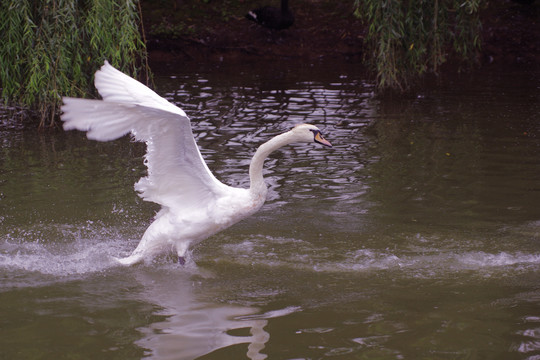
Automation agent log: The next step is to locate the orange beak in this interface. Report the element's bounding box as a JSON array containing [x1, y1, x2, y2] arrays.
[[315, 132, 332, 147]]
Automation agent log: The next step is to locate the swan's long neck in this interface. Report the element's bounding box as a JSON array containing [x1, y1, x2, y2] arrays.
[[249, 131, 295, 196]]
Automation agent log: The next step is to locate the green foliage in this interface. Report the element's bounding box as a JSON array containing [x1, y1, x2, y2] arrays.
[[0, 0, 147, 127], [354, 0, 482, 92]]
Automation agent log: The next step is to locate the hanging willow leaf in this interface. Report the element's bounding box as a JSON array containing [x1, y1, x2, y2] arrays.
[[0, 0, 148, 127], [354, 0, 482, 93]]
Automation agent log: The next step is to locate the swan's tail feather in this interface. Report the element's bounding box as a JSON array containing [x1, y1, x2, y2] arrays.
[[114, 253, 145, 266]]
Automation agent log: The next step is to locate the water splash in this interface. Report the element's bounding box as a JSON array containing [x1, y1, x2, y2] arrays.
[[0, 238, 119, 276], [0, 221, 137, 279], [2, 222, 539, 283], [212, 235, 540, 278]]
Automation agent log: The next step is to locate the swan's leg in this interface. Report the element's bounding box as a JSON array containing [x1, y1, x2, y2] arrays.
[[176, 242, 190, 266]]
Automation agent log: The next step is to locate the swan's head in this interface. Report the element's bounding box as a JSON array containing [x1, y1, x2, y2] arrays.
[[290, 124, 332, 147]]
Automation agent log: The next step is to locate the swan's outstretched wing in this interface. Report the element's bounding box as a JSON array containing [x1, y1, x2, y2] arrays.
[[61, 62, 228, 210], [94, 61, 183, 115]]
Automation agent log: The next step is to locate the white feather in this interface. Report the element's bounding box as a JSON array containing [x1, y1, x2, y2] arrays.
[[61, 61, 331, 265]]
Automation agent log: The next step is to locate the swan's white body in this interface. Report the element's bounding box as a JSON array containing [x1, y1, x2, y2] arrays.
[[61, 61, 331, 265]]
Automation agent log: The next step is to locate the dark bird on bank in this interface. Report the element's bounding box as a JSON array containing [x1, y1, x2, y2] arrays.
[[245, 0, 294, 30]]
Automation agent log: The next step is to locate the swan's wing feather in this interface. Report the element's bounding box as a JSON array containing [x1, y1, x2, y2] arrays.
[[61, 98, 227, 210], [62, 98, 141, 141], [94, 61, 184, 116]]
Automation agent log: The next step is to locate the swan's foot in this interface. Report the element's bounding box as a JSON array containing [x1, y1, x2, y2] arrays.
[[178, 256, 186, 266], [176, 242, 190, 266]]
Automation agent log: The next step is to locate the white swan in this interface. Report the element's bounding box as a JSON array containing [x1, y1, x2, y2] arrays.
[[61, 61, 332, 266]]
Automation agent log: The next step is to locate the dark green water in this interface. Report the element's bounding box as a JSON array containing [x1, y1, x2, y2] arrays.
[[1, 60, 539, 359]]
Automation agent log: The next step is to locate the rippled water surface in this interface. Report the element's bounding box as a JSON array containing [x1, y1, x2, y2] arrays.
[[1, 60, 540, 359]]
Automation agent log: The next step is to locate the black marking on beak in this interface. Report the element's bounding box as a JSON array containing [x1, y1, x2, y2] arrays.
[[311, 129, 332, 147]]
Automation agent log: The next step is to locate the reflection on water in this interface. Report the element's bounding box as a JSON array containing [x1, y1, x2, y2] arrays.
[[1, 60, 540, 359], [133, 270, 270, 360]]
